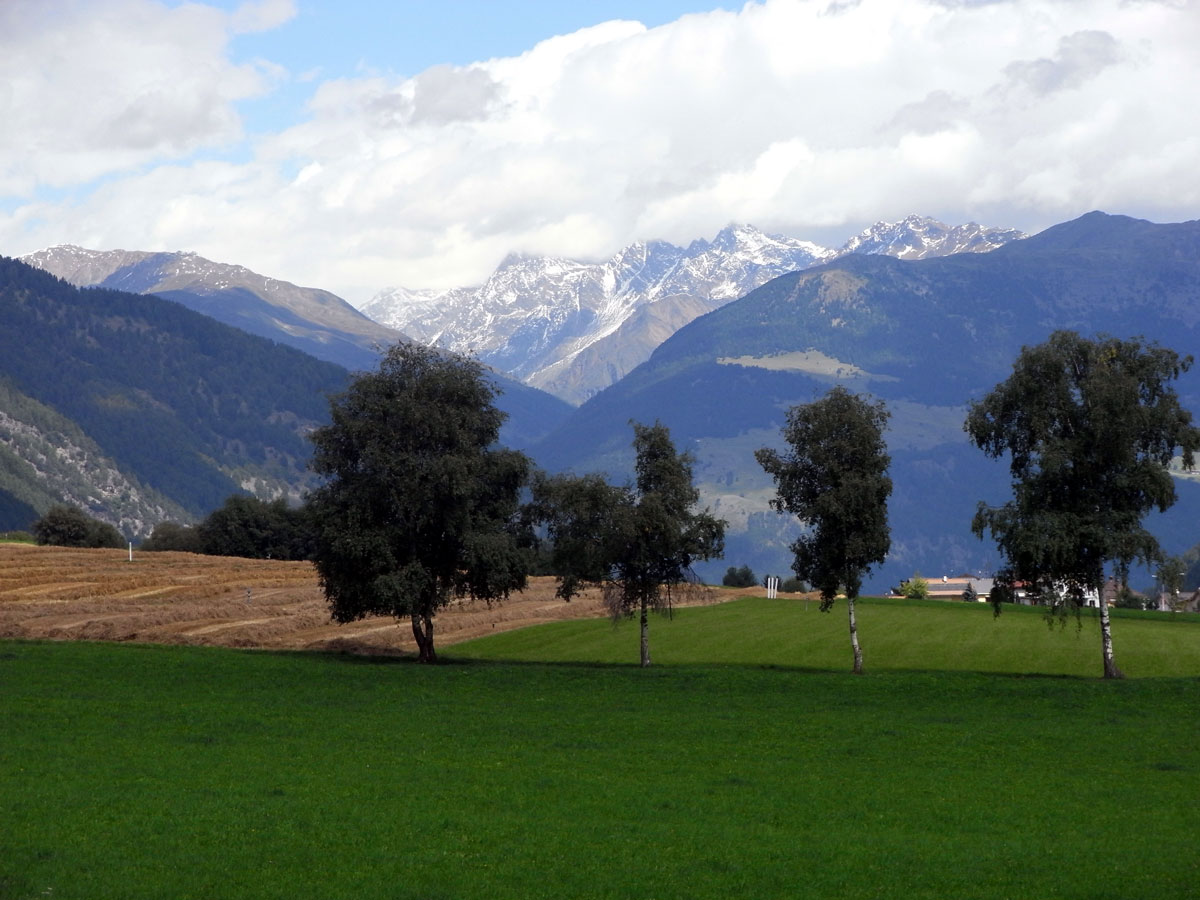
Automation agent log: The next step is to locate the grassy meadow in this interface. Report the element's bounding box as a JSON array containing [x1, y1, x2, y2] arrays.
[[2, 597, 1199, 899], [450, 595, 1200, 677]]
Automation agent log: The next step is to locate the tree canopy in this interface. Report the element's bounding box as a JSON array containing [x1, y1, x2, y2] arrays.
[[531, 421, 725, 667], [722, 565, 758, 588], [306, 343, 530, 663], [965, 330, 1200, 678], [196, 495, 313, 560], [756, 386, 891, 674], [32, 504, 124, 549]]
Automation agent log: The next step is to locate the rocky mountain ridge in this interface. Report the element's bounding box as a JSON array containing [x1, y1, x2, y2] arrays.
[[21, 244, 402, 372], [364, 216, 1024, 404], [837, 215, 1024, 259], [19, 245, 573, 451]]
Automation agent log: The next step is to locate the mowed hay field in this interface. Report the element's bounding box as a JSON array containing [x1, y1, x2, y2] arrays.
[[0, 543, 678, 654]]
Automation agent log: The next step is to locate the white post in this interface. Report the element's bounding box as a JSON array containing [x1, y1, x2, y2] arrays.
[[128, 542, 132, 562]]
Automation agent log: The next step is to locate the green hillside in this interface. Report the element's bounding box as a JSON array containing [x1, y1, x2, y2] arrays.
[[0, 255, 349, 528]]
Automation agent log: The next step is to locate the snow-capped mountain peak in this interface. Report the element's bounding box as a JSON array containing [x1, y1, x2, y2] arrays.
[[361, 224, 835, 403], [836, 215, 1024, 260]]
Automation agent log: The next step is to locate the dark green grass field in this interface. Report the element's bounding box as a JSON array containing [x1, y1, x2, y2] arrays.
[[3, 598, 1199, 899]]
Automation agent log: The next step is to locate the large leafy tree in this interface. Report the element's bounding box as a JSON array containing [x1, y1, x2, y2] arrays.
[[756, 387, 891, 675], [966, 330, 1200, 679], [307, 343, 530, 663], [531, 422, 725, 667]]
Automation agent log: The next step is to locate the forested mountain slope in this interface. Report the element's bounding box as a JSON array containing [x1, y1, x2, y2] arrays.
[[531, 212, 1200, 589], [0, 256, 350, 534], [20, 245, 573, 451]]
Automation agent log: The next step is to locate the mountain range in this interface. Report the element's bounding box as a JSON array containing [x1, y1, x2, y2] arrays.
[[522, 212, 1200, 589], [21, 244, 397, 373], [6, 211, 1199, 595], [19, 245, 572, 452], [0, 247, 569, 537], [364, 216, 1024, 403]]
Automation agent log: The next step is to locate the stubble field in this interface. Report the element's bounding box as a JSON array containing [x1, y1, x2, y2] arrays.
[[0, 543, 682, 653]]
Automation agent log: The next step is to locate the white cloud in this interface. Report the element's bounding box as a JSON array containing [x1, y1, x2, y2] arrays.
[[0, 0, 283, 196], [231, 0, 296, 35], [2, 0, 1199, 303]]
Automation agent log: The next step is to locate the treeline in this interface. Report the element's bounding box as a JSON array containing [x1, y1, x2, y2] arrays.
[[32, 505, 125, 549], [32, 496, 313, 560], [141, 496, 313, 559]]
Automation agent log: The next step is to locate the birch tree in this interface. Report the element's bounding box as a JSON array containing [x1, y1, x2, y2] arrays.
[[966, 330, 1200, 678], [756, 387, 892, 675], [531, 422, 725, 667]]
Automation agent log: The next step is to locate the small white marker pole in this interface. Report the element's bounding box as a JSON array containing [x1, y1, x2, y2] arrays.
[[128, 542, 133, 562]]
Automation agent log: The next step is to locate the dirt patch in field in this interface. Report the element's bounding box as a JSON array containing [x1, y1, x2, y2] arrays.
[[0, 544, 744, 656]]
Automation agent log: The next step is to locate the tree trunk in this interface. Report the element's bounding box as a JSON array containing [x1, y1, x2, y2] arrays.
[[1098, 596, 1122, 679], [639, 597, 651, 668], [411, 611, 437, 664], [848, 595, 864, 675]]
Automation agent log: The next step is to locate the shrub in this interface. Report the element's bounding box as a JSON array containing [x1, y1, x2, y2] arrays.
[[722, 565, 758, 588], [141, 521, 203, 553], [1113, 586, 1145, 610], [197, 495, 314, 560], [901, 573, 931, 600], [32, 505, 124, 549]]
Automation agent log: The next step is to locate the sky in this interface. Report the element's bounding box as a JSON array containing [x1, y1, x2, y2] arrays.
[[2, 0, 1198, 305]]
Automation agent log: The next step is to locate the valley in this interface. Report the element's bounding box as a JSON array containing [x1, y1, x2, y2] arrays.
[[6, 211, 1200, 595]]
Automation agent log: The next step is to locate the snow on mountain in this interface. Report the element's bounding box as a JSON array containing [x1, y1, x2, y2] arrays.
[[363, 225, 833, 404], [834, 215, 1024, 260]]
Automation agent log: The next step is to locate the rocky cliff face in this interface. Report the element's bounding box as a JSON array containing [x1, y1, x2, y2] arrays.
[[0, 381, 188, 537]]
